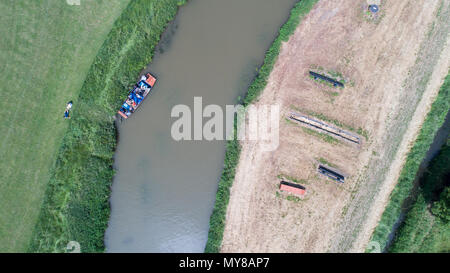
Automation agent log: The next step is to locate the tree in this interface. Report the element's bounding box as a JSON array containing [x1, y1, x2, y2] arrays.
[[432, 187, 450, 222]]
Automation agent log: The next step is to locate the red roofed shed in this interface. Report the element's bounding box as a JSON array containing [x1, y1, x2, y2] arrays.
[[279, 181, 306, 196]]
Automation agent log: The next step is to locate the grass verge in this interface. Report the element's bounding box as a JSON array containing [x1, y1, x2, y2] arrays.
[[290, 105, 369, 141], [368, 72, 450, 252], [301, 127, 340, 145], [28, 0, 186, 253], [317, 157, 337, 168], [330, 2, 449, 252], [204, 0, 318, 253], [389, 142, 450, 252]]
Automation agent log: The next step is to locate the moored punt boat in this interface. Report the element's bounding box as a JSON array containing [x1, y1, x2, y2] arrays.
[[117, 73, 157, 119]]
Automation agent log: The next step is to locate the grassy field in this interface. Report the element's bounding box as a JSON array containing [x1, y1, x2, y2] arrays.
[[369, 72, 450, 252], [27, 0, 186, 253], [0, 0, 131, 252], [204, 0, 318, 253], [389, 141, 450, 253]]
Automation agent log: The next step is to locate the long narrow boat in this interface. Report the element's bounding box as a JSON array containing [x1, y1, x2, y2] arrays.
[[117, 73, 157, 119]]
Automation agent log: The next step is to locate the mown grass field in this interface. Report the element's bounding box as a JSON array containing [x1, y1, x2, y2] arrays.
[[0, 0, 131, 252], [28, 0, 186, 253]]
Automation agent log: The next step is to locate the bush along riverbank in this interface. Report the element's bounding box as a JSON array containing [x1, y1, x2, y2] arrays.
[[28, 0, 187, 253], [389, 141, 450, 252], [368, 72, 450, 252], [204, 0, 318, 253]]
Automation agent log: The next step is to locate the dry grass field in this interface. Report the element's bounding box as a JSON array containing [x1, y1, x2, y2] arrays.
[[221, 0, 450, 252]]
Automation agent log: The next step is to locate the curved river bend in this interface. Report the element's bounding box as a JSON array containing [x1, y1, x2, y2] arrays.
[[105, 0, 297, 252]]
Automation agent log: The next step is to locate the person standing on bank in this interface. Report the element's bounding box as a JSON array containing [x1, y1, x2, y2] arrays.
[[64, 101, 73, 119]]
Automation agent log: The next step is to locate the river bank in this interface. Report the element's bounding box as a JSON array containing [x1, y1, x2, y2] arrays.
[[370, 72, 450, 252], [216, 0, 449, 252], [28, 0, 187, 252], [105, 0, 301, 252], [389, 136, 450, 252], [204, 0, 319, 253]]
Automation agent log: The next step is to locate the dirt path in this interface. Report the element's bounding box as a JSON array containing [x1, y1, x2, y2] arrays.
[[351, 35, 450, 252], [221, 0, 449, 252]]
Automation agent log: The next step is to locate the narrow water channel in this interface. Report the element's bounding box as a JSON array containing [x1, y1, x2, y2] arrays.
[[105, 0, 297, 252]]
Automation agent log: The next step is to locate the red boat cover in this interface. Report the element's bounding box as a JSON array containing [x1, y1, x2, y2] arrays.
[[146, 73, 157, 87]]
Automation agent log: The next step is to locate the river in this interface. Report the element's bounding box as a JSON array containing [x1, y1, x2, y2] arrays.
[[105, 0, 298, 252]]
